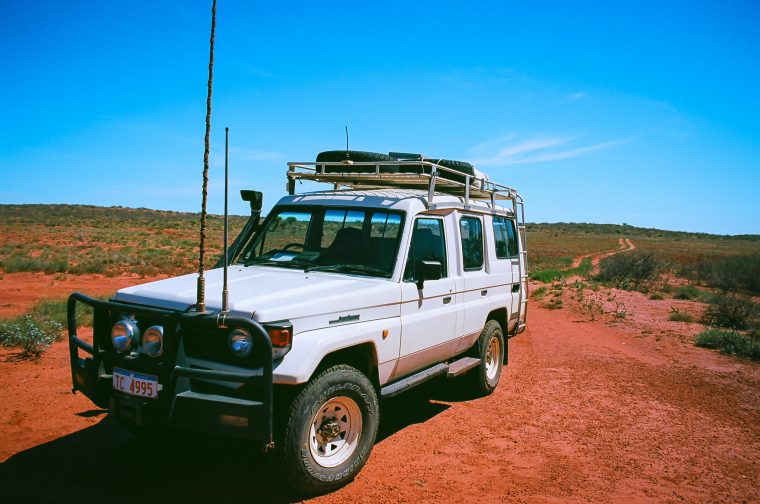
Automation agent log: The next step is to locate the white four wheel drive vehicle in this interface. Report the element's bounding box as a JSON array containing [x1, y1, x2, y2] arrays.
[[67, 150, 528, 495]]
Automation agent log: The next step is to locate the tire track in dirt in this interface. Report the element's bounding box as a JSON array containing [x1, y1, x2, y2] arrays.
[[570, 237, 635, 275]]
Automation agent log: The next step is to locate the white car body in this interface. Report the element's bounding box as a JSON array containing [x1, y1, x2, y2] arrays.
[[115, 189, 527, 388]]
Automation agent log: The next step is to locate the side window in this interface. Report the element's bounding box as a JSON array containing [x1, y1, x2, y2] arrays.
[[492, 216, 510, 259], [460, 216, 483, 270], [506, 218, 519, 257], [404, 218, 447, 281]]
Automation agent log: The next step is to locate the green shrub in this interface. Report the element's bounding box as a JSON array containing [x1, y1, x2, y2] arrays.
[[649, 293, 664, 300], [692, 254, 760, 293], [673, 284, 702, 300], [0, 315, 62, 359], [695, 328, 760, 360], [530, 268, 563, 283], [532, 286, 548, 300], [668, 310, 694, 323], [596, 251, 661, 287], [701, 294, 757, 330]]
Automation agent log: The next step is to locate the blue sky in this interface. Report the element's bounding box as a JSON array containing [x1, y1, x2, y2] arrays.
[[1, 0, 758, 234]]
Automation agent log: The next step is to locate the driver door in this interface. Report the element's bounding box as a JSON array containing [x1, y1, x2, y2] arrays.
[[394, 217, 458, 380]]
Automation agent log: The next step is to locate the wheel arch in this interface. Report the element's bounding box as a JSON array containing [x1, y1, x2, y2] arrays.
[[486, 307, 508, 362], [313, 342, 380, 391]]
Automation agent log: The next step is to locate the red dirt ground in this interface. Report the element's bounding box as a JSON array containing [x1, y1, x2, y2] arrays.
[[0, 269, 758, 502], [0, 272, 168, 318]]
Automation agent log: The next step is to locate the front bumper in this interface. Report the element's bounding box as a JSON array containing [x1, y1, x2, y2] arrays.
[[67, 292, 274, 449]]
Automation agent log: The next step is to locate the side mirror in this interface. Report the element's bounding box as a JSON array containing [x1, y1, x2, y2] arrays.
[[416, 260, 442, 290]]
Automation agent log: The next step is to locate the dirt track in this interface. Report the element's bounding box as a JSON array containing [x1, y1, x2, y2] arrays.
[[1, 263, 758, 502]]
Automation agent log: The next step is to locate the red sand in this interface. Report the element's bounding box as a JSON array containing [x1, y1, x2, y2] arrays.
[[0, 269, 758, 502]]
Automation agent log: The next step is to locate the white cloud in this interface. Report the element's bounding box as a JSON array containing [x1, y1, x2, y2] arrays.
[[470, 134, 624, 167], [568, 92, 588, 100]]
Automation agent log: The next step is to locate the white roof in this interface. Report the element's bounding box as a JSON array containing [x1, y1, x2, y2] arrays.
[[278, 189, 514, 216]]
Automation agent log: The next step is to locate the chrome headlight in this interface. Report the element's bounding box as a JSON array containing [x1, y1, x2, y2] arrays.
[[229, 328, 253, 358], [142, 325, 164, 358], [111, 318, 139, 353]]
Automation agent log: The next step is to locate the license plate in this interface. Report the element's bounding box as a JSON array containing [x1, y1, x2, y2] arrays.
[[113, 367, 159, 399]]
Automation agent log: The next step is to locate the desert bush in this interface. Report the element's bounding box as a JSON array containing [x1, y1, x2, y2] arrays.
[[668, 309, 694, 323], [532, 286, 548, 300], [695, 328, 760, 360], [649, 292, 664, 300], [691, 254, 760, 293], [596, 251, 662, 287], [701, 294, 757, 330], [530, 258, 592, 284], [0, 315, 62, 359], [673, 284, 702, 300], [1, 256, 68, 274]]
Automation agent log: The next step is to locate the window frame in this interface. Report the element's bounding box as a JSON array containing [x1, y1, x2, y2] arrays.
[[403, 216, 448, 282], [492, 215, 519, 259], [459, 215, 484, 271]]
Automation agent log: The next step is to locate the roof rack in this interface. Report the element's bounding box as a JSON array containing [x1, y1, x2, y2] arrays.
[[286, 159, 522, 210]]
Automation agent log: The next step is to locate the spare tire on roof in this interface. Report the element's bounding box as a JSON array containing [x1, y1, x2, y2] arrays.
[[400, 157, 476, 184], [315, 150, 400, 174]]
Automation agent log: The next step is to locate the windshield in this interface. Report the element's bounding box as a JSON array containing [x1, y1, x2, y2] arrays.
[[238, 206, 405, 278]]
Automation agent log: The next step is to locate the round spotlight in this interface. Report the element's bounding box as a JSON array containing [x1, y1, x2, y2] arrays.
[[111, 318, 138, 353], [142, 325, 164, 358], [229, 328, 253, 358]]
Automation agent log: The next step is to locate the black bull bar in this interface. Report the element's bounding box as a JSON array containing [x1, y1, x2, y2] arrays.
[[67, 292, 274, 449]]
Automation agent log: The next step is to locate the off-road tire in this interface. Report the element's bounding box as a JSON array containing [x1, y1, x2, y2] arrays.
[[467, 320, 505, 396], [400, 157, 476, 184], [316, 150, 400, 174], [275, 364, 379, 496]]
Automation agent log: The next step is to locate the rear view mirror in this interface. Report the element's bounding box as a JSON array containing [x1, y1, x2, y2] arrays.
[[416, 260, 442, 290]]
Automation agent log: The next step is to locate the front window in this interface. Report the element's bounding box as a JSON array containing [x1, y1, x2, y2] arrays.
[[238, 206, 404, 278]]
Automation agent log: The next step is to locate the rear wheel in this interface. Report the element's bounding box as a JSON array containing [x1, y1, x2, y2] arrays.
[[467, 320, 504, 396], [275, 365, 379, 495]]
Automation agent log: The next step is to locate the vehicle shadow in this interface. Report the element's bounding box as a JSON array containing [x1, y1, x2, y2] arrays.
[[0, 382, 460, 504]]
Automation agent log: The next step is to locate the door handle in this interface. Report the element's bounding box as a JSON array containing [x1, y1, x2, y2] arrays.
[[443, 296, 452, 304], [512, 284, 520, 293], [481, 289, 488, 296]]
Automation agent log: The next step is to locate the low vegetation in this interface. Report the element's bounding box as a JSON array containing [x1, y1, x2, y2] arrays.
[[668, 309, 695, 323], [695, 328, 760, 360], [596, 251, 662, 288], [701, 293, 758, 330], [0, 315, 62, 359]]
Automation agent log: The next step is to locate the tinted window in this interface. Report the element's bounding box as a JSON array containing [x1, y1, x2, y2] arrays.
[[404, 218, 447, 281], [506, 218, 519, 257], [239, 207, 404, 278], [492, 216, 510, 259], [460, 216, 483, 270]]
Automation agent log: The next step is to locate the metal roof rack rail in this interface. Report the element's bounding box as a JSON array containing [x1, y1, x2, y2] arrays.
[[285, 159, 522, 209]]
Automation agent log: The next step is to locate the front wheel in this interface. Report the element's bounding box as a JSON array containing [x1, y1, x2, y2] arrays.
[[467, 320, 505, 396], [275, 365, 379, 495]]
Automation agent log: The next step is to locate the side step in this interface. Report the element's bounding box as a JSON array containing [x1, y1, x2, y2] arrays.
[[381, 363, 448, 398], [447, 357, 480, 377], [380, 356, 483, 398]]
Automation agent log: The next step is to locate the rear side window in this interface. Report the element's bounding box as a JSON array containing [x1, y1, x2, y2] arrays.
[[493, 216, 519, 258], [506, 218, 519, 257], [404, 218, 447, 281], [460, 216, 483, 270]]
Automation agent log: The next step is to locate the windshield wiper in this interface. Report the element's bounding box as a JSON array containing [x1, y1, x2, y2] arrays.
[[305, 264, 388, 277]]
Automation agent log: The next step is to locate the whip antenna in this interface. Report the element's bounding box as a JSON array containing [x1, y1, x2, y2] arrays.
[[345, 126, 349, 160], [196, 0, 217, 313], [220, 126, 230, 320]]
